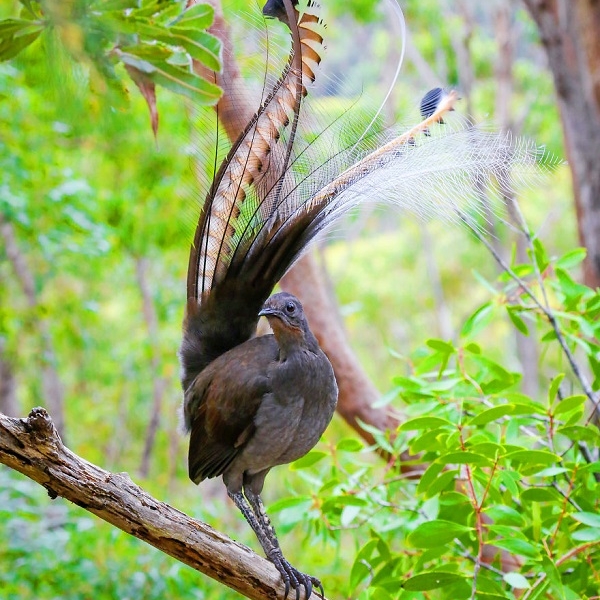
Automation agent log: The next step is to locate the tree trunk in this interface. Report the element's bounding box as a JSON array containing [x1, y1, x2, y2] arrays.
[[523, 0, 600, 288]]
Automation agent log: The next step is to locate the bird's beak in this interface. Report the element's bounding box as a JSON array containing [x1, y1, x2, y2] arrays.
[[258, 306, 277, 318]]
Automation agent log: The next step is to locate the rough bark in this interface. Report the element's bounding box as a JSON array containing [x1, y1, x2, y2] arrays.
[[0, 408, 328, 600], [523, 0, 600, 288], [190, 0, 402, 444]]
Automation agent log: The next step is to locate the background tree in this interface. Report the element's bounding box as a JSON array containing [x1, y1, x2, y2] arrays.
[[523, 0, 600, 289]]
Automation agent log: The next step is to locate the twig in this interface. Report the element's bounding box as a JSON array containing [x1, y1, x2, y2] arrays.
[[468, 222, 600, 420], [508, 200, 599, 422]]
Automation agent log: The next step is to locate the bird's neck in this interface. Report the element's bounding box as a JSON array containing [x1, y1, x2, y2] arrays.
[[271, 323, 319, 360]]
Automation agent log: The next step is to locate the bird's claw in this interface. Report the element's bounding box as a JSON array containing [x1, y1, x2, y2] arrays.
[[272, 555, 322, 599]]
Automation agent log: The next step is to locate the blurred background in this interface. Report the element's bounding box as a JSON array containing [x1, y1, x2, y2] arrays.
[[0, 0, 592, 598]]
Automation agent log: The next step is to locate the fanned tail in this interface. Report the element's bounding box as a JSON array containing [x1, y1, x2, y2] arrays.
[[181, 0, 326, 385], [181, 2, 551, 391], [234, 91, 547, 290]]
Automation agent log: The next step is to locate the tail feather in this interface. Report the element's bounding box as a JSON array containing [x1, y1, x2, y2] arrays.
[[187, 0, 325, 305], [182, 0, 326, 380], [181, 0, 552, 387]]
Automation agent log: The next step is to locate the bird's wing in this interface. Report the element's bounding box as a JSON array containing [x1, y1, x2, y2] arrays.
[[186, 335, 279, 483]]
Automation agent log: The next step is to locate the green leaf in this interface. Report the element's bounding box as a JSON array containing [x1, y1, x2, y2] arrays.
[[398, 416, 455, 431], [483, 505, 525, 527], [556, 424, 600, 443], [391, 376, 426, 392], [535, 466, 569, 477], [290, 451, 327, 470], [548, 374, 565, 406], [520, 488, 562, 503], [0, 18, 43, 35], [167, 27, 221, 71], [491, 537, 541, 559], [552, 394, 586, 415], [555, 267, 589, 302], [460, 301, 494, 337], [402, 571, 464, 591], [436, 451, 492, 466], [468, 404, 515, 425], [426, 339, 456, 353], [268, 495, 312, 513], [336, 438, 364, 452], [464, 342, 481, 354], [101, 0, 140, 10], [321, 495, 368, 512], [424, 469, 459, 498], [503, 572, 530, 590], [571, 512, 600, 528], [119, 50, 221, 103], [173, 3, 214, 30], [506, 450, 561, 465], [506, 306, 529, 335], [372, 386, 401, 408], [556, 247, 587, 269], [407, 520, 473, 548], [468, 442, 504, 459], [409, 428, 449, 454], [112, 18, 222, 71], [350, 539, 378, 589], [572, 527, 600, 542], [0, 28, 42, 61], [416, 462, 444, 495], [532, 238, 549, 272]]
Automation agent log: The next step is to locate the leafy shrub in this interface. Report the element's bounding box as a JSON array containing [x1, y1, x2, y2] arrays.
[[279, 238, 600, 600]]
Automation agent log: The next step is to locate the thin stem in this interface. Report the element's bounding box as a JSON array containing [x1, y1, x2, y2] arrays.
[[469, 223, 600, 419]]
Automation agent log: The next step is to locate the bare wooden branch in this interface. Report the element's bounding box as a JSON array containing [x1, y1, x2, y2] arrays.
[[0, 408, 328, 600]]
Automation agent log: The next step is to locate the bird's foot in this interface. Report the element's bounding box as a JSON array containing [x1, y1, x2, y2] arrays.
[[270, 554, 323, 600]]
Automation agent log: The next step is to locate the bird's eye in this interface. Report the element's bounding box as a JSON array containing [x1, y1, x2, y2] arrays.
[[285, 302, 296, 314]]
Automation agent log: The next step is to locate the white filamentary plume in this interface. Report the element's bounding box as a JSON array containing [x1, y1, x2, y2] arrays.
[[273, 91, 552, 242], [349, 0, 407, 153]]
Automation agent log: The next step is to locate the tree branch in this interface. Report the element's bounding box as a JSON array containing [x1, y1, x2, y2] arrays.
[[0, 407, 328, 600]]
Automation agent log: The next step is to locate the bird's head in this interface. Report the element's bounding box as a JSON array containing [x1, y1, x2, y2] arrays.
[[259, 292, 319, 355], [259, 292, 306, 331]]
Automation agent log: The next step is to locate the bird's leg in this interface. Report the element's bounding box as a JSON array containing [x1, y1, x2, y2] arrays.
[[244, 488, 324, 600], [228, 490, 295, 597]]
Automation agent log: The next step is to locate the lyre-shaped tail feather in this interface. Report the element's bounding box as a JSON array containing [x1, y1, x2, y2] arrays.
[[187, 0, 324, 304], [181, 0, 325, 382], [181, 1, 549, 390], [236, 92, 546, 290]]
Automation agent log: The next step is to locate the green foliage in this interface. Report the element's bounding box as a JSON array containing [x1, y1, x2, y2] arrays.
[[0, 468, 209, 600], [0, 0, 221, 108], [279, 239, 600, 599]]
